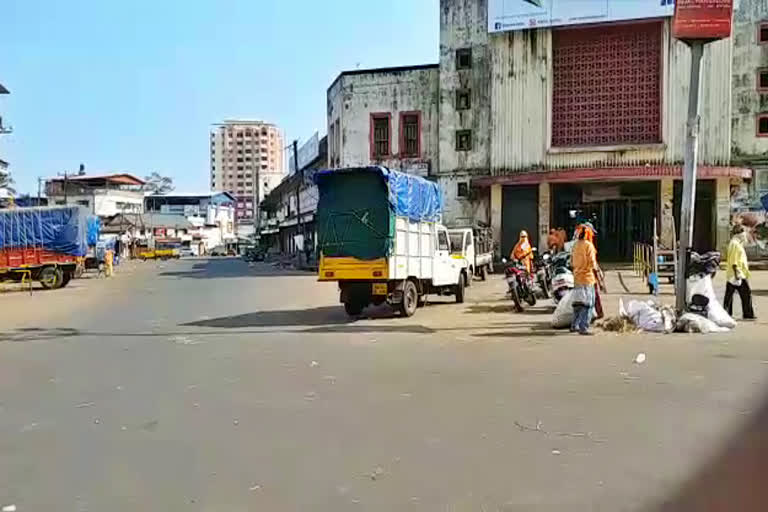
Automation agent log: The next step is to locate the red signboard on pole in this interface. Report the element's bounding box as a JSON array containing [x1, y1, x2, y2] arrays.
[[673, 0, 733, 41]]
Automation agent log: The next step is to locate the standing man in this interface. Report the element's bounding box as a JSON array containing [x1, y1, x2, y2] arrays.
[[724, 225, 755, 320], [571, 226, 599, 335]]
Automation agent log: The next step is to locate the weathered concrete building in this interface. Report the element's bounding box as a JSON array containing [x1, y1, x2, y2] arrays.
[[440, 0, 753, 260], [327, 65, 440, 178], [730, 0, 768, 257], [325, 0, 767, 261]]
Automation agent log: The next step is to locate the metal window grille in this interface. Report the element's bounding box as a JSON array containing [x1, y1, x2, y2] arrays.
[[552, 22, 662, 147], [402, 114, 419, 157], [373, 116, 389, 158]]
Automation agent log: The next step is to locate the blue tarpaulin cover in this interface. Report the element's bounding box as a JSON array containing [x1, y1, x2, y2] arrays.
[[0, 206, 89, 257], [87, 216, 101, 247], [761, 193, 768, 211], [314, 166, 443, 222], [314, 167, 443, 260]]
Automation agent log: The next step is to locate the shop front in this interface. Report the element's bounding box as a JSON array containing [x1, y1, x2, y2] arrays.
[[476, 166, 752, 263]]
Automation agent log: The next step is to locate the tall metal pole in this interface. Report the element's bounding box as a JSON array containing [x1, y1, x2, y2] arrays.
[[675, 41, 705, 312], [293, 139, 303, 267]]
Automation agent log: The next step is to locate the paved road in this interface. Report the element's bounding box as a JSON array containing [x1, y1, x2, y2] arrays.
[[1, 258, 768, 511]]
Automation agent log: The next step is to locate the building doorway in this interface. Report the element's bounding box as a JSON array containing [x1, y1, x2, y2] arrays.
[[551, 182, 657, 262]]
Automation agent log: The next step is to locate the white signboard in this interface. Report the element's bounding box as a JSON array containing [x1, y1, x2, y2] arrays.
[[488, 0, 674, 33], [289, 132, 320, 174]]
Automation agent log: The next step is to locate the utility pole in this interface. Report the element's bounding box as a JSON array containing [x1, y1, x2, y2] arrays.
[[675, 41, 704, 312], [293, 139, 303, 267], [37, 177, 43, 206]]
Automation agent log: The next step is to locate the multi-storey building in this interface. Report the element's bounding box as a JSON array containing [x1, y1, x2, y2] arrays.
[[328, 0, 768, 262], [209, 120, 284, 234]]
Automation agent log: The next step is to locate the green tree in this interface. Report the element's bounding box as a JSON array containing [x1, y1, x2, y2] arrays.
[[143, 172, 175, 195]]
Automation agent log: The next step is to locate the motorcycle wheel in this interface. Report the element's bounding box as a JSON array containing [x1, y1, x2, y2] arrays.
[[525, 290, 537, 307], [538, 276, 551, 299], [510, 282, 524, 313]]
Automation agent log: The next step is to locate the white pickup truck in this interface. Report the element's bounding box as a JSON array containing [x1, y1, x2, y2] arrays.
[[315, 167, 468, 317], [448, 226, 495, 282]]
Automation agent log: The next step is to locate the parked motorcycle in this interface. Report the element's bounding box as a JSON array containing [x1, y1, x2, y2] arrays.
[[533, 249, 553, 300], [550, 251, 574, 304], [503, 260, 536, 312]]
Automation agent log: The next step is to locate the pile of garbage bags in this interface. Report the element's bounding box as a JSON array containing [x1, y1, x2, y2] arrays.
[[686, 251, 721, 277]]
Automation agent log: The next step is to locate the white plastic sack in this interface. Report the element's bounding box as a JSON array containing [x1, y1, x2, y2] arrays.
[[619, 299, 675, 333], [677, 313, 729, 334], [687, 275, 736, 329], [552, 290, 575, 329], [552, 290, 595, 329]]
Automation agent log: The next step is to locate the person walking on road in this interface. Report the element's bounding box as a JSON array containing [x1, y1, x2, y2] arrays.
[[724, 225, 755, 320], [571, 226, 599, 335]]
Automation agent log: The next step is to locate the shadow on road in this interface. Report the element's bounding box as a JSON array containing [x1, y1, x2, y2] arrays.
[[181, 306, 352, 328], [158, 259, 312, 279], [465, 304, 553, 315]]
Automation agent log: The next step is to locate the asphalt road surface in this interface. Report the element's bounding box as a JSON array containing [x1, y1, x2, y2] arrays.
[[1, 258, 768, 511]]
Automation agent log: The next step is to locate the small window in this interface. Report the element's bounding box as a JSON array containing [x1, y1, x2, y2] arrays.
[[760, 22, 768, 44], [370, 113, 391, 159], [437, 230, 450, 252], [456, 130, 473, 151], [758, 114, 768, 137], [456, 89, 471, 110], [759, 69, 768, 91], [456, 48, 472, 70], [400, 112, 421, 158], [457, 182, 470, 198]]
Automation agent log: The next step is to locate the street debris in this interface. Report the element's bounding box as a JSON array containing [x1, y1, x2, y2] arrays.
[[599, 315, 637, 333], [304, 391, 317, 400], [310, 360, 319, 367], [551, 449, 561, 455], [20, 423, 38, 432], [75, 402, 95, 408], [233, 419, 239, 426], [514, 419, 604, 443], [635, 353, 647, 365], [687, 275, 737, 330], [93, 418, 101, 424], [2, 504, 17, 512], [249, 484, 261, 491], [368, 466, 385, 481]]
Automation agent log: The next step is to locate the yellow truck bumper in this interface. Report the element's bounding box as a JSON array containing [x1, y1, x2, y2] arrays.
[[318, 256, 389, 281]]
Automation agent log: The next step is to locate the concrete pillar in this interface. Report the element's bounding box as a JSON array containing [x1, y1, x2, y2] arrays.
[[714, 177, 731, 253], [538, 182, 550, 252], [490, 184, 502, 258], [659, 178, 675, 248]]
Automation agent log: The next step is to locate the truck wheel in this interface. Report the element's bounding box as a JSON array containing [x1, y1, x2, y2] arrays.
[[400, 280, 418, 317], [39, 267, 62, 290], [344, 301, 364, 317], [480, 265, 488, 281], [60, 271, 73, 288], [455, 274, 466, 304]]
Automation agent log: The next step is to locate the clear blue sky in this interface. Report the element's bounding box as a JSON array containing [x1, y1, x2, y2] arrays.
[[3, 0, 439, 195]]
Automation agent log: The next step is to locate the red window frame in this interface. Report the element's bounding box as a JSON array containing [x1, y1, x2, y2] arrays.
[[369, 113, 391, 160], [759, 21, 768, 44], [758, 68, 768, 92], [757, 114, 768, 138], [399, 111, 422, 159]]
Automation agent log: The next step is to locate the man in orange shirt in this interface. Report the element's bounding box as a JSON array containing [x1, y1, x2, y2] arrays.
[[571, 226, 599, 335]]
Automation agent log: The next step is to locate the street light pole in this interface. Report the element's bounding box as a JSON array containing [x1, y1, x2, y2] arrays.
[[675, 41, 705, 312]]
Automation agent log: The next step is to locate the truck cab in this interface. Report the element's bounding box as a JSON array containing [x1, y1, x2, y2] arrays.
[[448, 226, 495, 281]]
